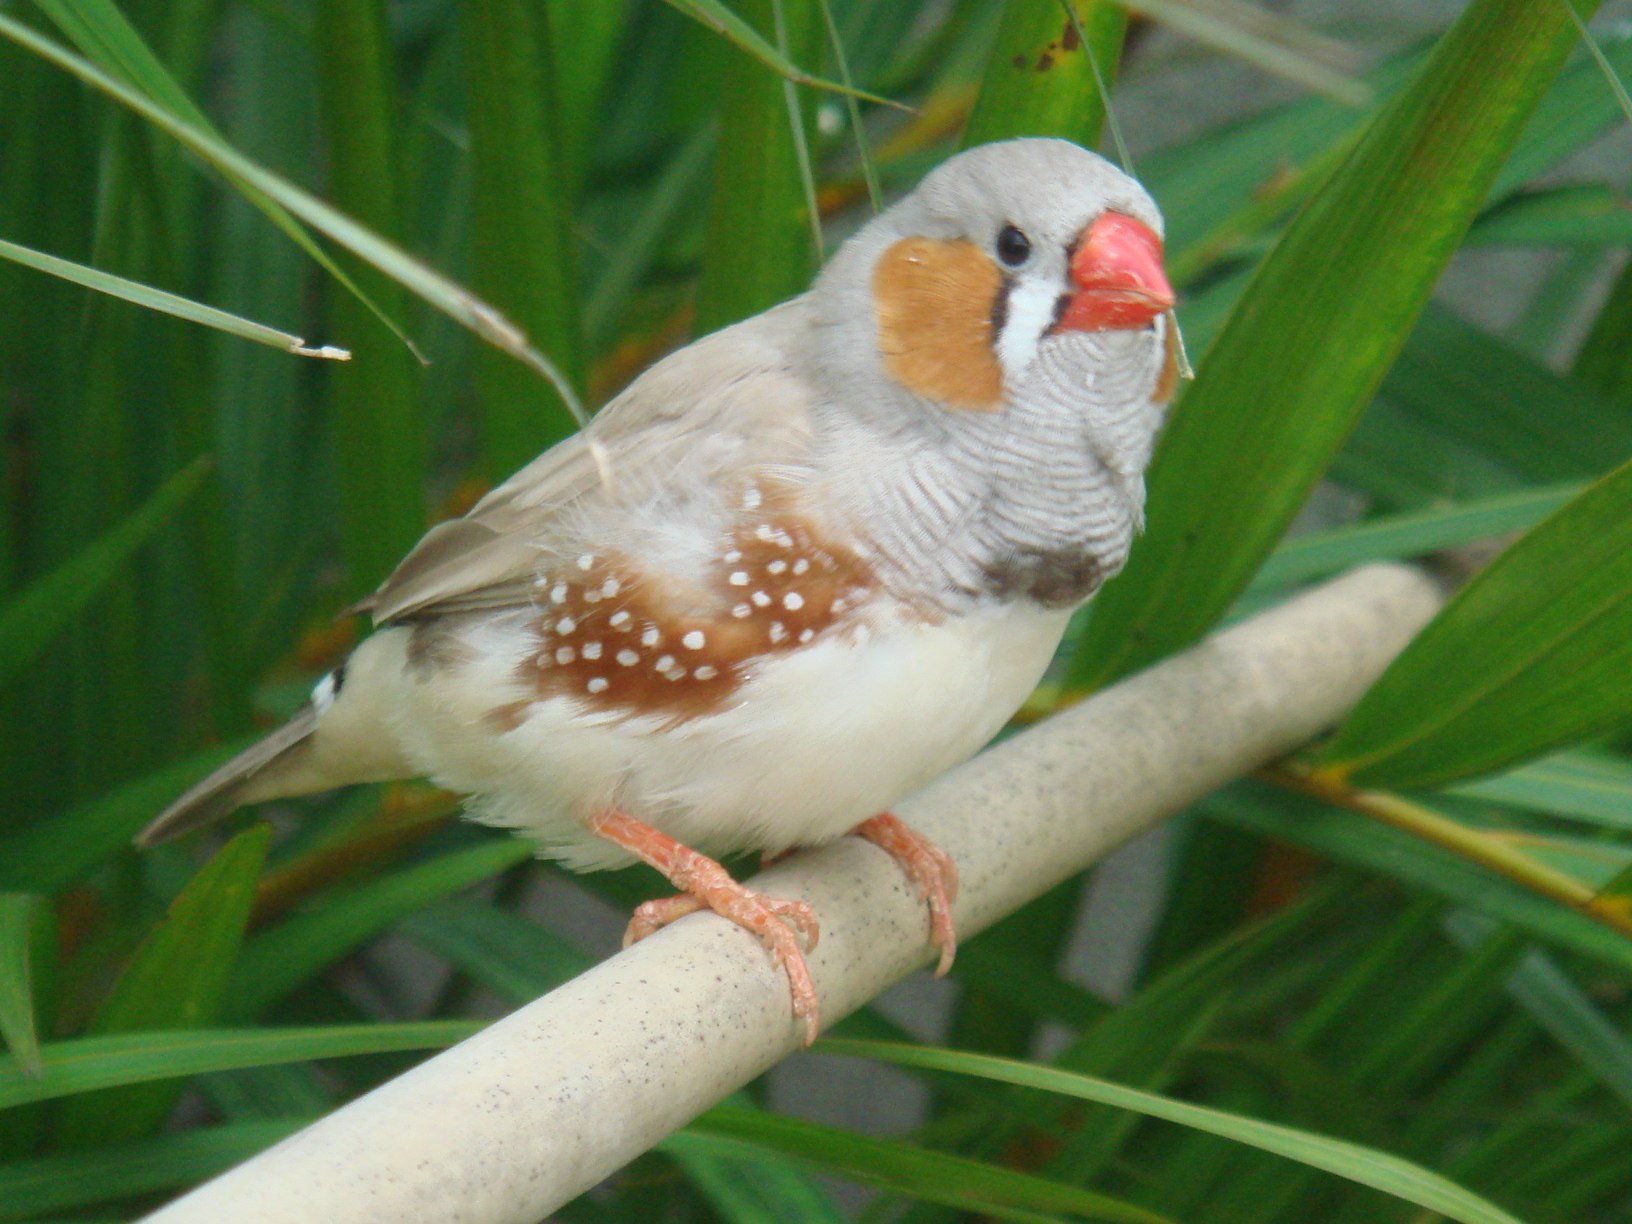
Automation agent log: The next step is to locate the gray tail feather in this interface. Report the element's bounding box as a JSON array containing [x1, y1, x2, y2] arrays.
[[136, 707, 319, 848]]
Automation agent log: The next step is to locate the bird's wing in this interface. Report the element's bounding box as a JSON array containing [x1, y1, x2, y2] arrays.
[[362, 303, 819, 625]]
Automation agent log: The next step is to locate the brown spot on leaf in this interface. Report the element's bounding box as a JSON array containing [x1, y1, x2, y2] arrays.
[[1061, 19, 1080, 51], [1012, 53, 1026, 70], [873, 237, 1005, 411], [1035, 51, 1054, 71]]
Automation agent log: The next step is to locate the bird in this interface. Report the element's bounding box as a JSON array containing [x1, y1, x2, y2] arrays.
[[139, 137, 1178, 1044]]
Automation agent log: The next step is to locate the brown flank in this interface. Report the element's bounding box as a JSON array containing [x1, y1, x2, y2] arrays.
[[514, 487, 877, 725]]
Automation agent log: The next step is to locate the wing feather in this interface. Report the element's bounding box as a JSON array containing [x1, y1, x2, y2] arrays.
[[363, 302, 818, 625]]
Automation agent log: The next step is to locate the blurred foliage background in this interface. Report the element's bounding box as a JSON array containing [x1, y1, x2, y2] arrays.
[[1, 0, 1632, 1220]]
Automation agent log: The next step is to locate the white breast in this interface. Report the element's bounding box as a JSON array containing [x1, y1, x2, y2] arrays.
[[378, 600, 1072, 870]]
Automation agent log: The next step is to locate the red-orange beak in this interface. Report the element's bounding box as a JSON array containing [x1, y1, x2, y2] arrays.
[[1056, 212, 1174, 333]]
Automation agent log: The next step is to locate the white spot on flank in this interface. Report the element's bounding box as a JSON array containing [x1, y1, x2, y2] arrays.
[[751, 591, 771, 607], [755, 524, 775, 541], [586, 677, 609, 694], [616, 649, 640, 667], [609, 610, 632, 629], [556, 616, 576, 635], [555, 646, 576, 665], [654, 654, 676, 672], [792, 558, 810, 575], [742, 486, 762, 510], [694, 664, 718, 680], [732, 604, 751, 618], [581, 641, 602, 660], [641, 626, 660, 646], [724, 549, 742, 564], [728, 571, 748, 586], [769, 622, 786, 643], [768, 559, 787, 575], [577, 554, 594, 571], [682, 630, 706, 650], [782, 592, 804, 611], [600, 577, 620, 598], [550, 583, 567, 604], [583, 588, 601, 603], [799, 628, 815, 643], [773, 530, 793, 548]]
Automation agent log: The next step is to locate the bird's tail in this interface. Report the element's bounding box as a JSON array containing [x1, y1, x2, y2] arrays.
[[137, 630, 417, 847]]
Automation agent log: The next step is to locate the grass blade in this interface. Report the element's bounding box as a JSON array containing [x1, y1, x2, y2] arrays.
[[0, 457, 206, 689], [0, 13, 584, 423], [1246, 482, 1581, 595], [0, 1023, 476, 1110], [824, 1041, 1530, 1224], [666, 0, 906, 109], [693, 0, 821, 333], [313, 0, 429, 594], [0, 1118, 305, 1219], [1320, 459, 1632, 789], [680, 1105, 1178, 1224], [0, 237, 347, 358], [55, 826, 271, 1148], [0, 895, 45, 1078], [1120, 0, 1369, 106], [459, 0, 584, 477], [34, 0, 418, 359], [1070, 0, 1599, 690]]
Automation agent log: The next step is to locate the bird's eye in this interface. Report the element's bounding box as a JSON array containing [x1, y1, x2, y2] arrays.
[[995, 225, 1031, 268]]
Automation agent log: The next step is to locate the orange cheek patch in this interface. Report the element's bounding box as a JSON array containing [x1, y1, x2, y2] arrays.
[[873, 237, 1005, 411]]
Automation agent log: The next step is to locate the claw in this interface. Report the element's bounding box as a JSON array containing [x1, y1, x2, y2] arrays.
[[852, 812, 959, 976], [591, 809, 823, 1044]]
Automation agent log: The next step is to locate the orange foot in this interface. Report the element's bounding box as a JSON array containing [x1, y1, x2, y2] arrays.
[[851, 812, 959, 975], [590, 809, 822, 1044]]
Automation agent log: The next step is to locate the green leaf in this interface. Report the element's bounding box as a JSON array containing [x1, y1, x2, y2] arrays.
[[825, 1041, 1530, 1224], [0, 1023, 476, 1110], [1322, 459, 1632, 788], [1247, 482, 1580, 595], [692, 0, 822, 334], [1448, 749, 1632, 829], [1207, 783, 1632, 975], [32, 0, 417, 359], [1468, 183, 1632, 247], [961, 1, 1128, 151], [0, 14, 582, 421], [459, 0, 584, 478], [0, 895, 45, 1077], [398, 897, 591, 1005], [0, 237, 347, 358], [0, 1118, 305, 1219], [1070, 0, 1597, 689], [679, 1105, 1178, 1224], [228, 839, 536, 1017], [1118, 0, 1368, 106], [664, 0, 903, 108], [0, 740, 251, 894], [56, 826, 272, 1148], [312, 0, 428, 595], [0, 457, 206, 690]]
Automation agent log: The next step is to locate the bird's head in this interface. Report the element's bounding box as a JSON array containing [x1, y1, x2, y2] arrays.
[[811, 138, 1175, 415]]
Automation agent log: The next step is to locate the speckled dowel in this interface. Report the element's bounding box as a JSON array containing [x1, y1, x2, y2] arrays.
[[142, 562, 1445, 1224]]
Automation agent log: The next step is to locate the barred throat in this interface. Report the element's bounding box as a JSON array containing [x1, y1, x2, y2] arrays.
[[827, 325, 1168, 612]]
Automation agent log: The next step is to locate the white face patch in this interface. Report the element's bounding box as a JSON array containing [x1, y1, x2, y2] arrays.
[[310, 670, 341, 714], [995, 275, 1062, 386]]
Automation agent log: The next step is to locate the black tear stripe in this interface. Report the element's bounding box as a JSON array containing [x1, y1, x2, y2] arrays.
[[1046, 292, 1071, 336], [989, 272, 1014, 341], [330, 661, 348, 695]]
